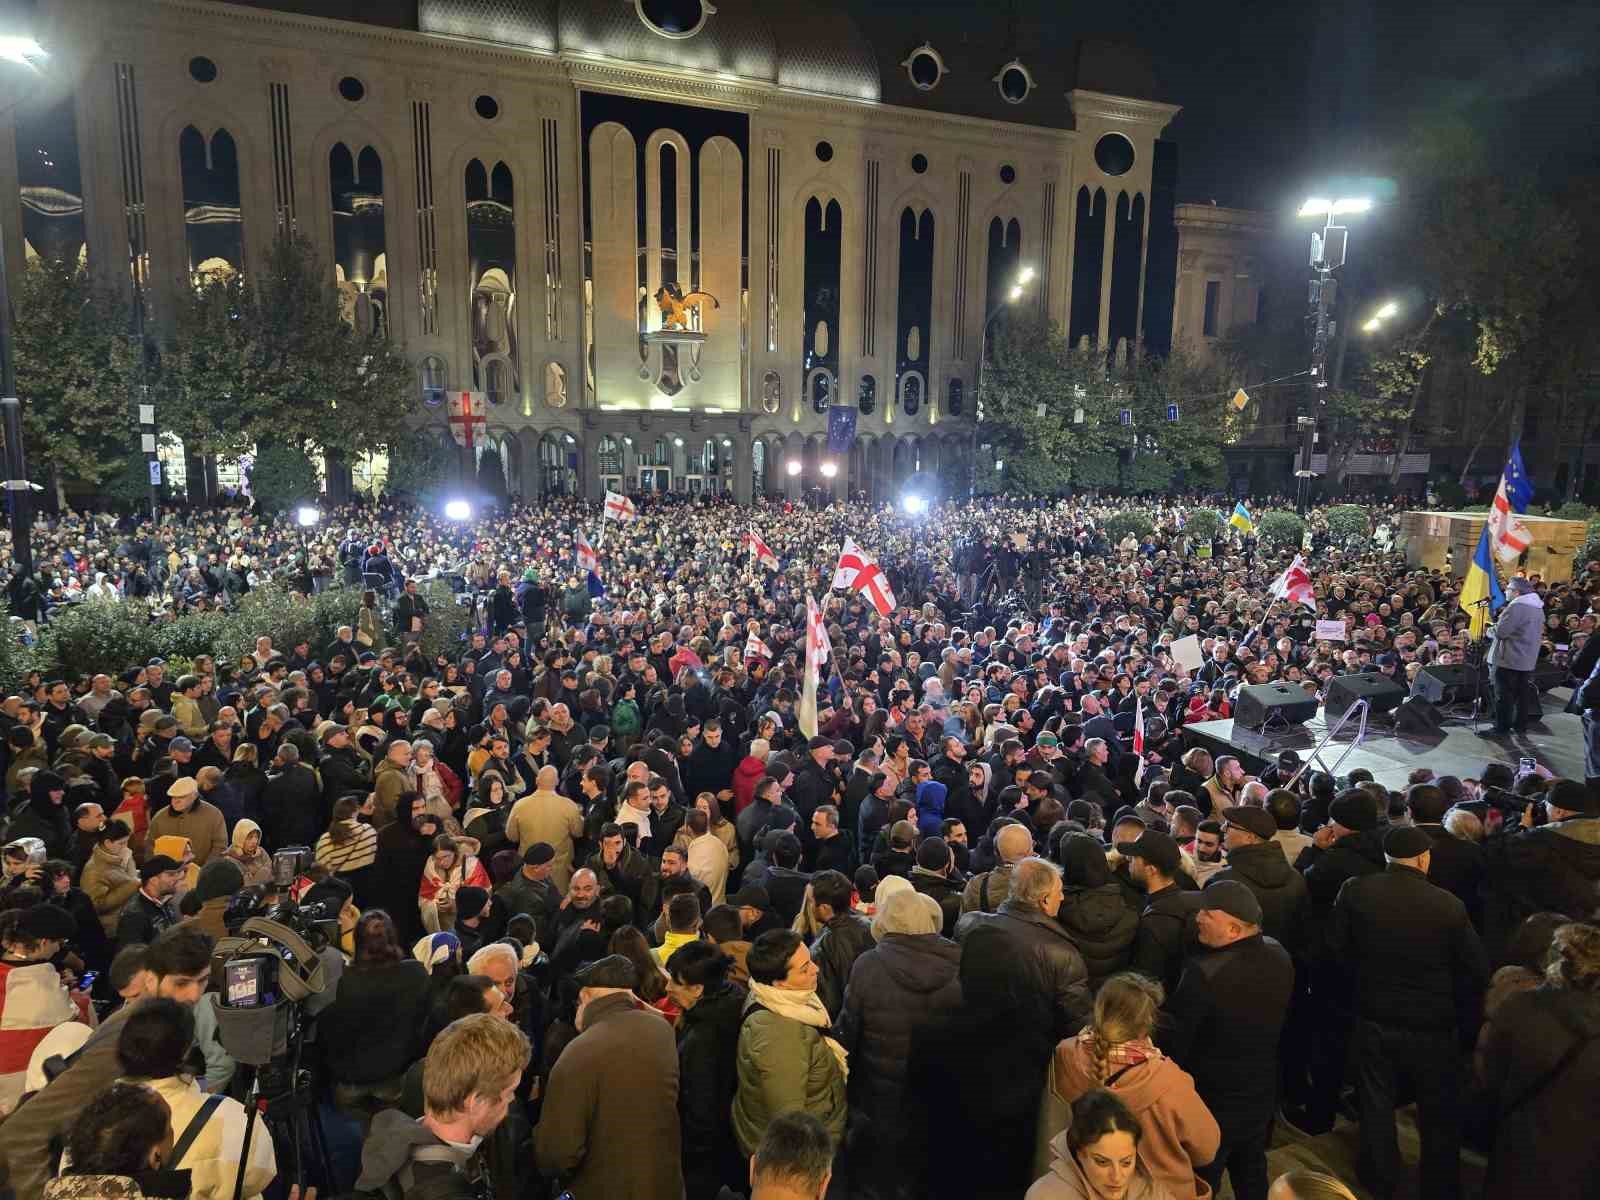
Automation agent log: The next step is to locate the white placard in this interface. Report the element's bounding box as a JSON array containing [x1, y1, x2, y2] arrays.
[[141, 434, 156, 452], [1315, 619, 1347, 641], [1170, 634, 1204, 672], [138, 404, 155, 425]]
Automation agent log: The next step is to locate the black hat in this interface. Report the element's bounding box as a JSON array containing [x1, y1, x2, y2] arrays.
[[916, 836, 951, 871], [1114, 830, 1181, 875], [140, 854, 183, 882], [1219, 805, 1277, 843], [1198, 879, 1263, 926], [455, 886, 489, 921], [1383, 825, 1433, 859], [806, 734, 833, 752], [1547, 778, 1600, 816], [1329, 791, 1379, 832], [1110, 807, 1146, 831], [729, 885, 772, 912], [523, 842, 556, 866], [16, 903, 76, 942], [573, 954, 638, 990], [195, 858, 245, 904]]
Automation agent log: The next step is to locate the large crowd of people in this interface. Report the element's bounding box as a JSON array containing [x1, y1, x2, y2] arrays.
[[0, 489, 1593, 1200]]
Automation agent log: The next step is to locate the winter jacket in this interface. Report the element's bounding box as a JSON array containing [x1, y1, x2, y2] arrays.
[[1296, 828, 1385, 962], [535, 992, 683, 1200], [258, 765, 323, 852], [1481, 817, 1600, 960], [1328, 863, 1488, 1033], [1478, 985, 1600, 1200], [145, 800, 228, 866], [1129, 884, 1202, 995], [371, 759, 414, 830], [354, 1108, 488, 1200], [960, 860, 1017, 913], [730, 755, 767, 815], [1056, 835, 1138, 987], [138, 1074, 276, 1200], [836, 932, 963, 1147], [809, 912, 875, 1020], [80, 842, 141, 936], [732, 994, 847, 1156], [1026, 1130, 1176, 1200], [1054, 1034, 1219, 1200], [505, 789, 584, 892], [910, 867, 965, 938], [319, 960, 430, 1085], [1207, 840, 1310, 960], [676, 982, 748, 1200], [956, 900, 1092, 1039], [683, 738, 738, 799]]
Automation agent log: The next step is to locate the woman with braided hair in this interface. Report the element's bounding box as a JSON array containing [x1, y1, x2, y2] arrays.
[[1050, 972, 1220, 1200]]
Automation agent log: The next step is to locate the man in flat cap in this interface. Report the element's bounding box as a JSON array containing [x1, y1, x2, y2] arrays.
[[1329, 823, 1488, 1200], [535, 955, 683, 1200]]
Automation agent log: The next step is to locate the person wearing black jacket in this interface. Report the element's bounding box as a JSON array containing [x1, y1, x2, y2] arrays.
[[319, 725, 372, 808], [682, 720, 738, 799], [1160, 881, 1294, 1200], [1329, 825, 1488, 1200], [1119, 830, 1200, 994], [909, 837, 965, 937], [320, 911, 432, 1106], [807, 869, 874, 1020], [259, 744, 324, 851], [1479, 777, 1600, 961], [666, 941, 747, 1200], [1406, 782, 1485, 930], [1211, 805, 1310, 960], [373, 794, 441, 947], [1053, 832, 1138, 988], [4, 770, 74, 860]]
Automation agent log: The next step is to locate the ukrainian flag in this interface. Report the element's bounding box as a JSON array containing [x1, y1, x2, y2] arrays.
[[1229, 502, 1254, 533], [1459, 522, 1505, 639]]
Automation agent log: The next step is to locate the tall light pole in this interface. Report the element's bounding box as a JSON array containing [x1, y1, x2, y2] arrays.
[[1295, 196, 1370, 515], [0, 35, 48, 582], [973, 264, 1035, 496]]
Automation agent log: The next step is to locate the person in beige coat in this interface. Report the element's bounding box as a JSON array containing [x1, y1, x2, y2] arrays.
[[144, 778, 227, 867], [79, 822, 142, 937], [504, 765, 583, 890]]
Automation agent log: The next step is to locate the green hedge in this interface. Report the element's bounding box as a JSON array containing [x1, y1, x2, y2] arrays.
[[1183, 508, 1222, 543], [1324, 504, 1371, 544], [1257, 510, 1307, 552], [1103, 511, 1154, 543]]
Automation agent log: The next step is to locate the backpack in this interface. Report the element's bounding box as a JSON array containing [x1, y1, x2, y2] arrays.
[[346, 1145, 484, 1200]]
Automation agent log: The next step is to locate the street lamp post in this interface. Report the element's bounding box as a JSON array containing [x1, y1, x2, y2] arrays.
[[1295, 196, 1371, 515], [973, 265, 1035, 497]]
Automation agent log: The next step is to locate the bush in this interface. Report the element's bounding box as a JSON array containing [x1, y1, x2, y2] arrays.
[[1184, 508, 1222, 543], [1072, 452, 1119, 490], [415, 580, 475, 662], [1550, 501, 1593, 522], [1103, 511, 1154, 544], [1324, 504, 1371, 545], [35, 601, 167, 682], [1257, 510, 1306, 553], [1431, 479, 1467, 508]]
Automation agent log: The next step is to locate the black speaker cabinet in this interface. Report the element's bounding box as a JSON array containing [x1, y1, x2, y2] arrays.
[[1325, 671, 1407, 717], [1395, 697, 1445, 736], [1233, 682, 1320, 730], [1412, 664, 1480, 705]]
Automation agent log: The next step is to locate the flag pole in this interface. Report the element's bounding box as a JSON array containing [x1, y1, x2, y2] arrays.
[[596, 511, 607, 549]]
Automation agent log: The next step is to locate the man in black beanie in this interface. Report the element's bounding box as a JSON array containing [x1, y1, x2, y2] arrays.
[[454, 885, 492, 961]]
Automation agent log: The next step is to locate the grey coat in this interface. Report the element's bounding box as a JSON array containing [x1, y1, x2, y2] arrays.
[[1488, 594, 1544, 672]]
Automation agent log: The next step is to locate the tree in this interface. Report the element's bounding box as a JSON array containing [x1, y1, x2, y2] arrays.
[[164, 233, 418, 463], [385, 428, 455, 500], [10, 258, 140, 488], [248, 442, 321, 512]]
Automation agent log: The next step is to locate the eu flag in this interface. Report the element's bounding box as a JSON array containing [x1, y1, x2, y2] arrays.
[[827, 405, 857, 454]]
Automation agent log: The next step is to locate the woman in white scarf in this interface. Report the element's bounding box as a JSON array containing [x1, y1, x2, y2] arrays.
[[411, 739, 463, 834], [732, 929, 849, 1156]]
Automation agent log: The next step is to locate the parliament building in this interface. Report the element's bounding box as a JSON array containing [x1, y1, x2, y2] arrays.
[[7, 0, 1226, 505]]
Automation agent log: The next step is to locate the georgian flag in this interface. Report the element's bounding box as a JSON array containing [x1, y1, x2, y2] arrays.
[[1270, 555, 1316, 609], [1133, 699, 1147, 787], [798, 592, 831, 738], [745, 631, 773, 661], [603, 491, 637, 521], [743, 529, 779, 571], [575, 529, 598, 574], [833, 537, 897, 617]]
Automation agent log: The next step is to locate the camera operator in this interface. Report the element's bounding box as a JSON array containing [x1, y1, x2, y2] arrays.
[[0, 925, 214, 1199], [1480, 777, 1600, 962]]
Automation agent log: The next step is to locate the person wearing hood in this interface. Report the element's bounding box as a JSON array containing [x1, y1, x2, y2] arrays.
[[836, 887, 962, 1200], [222, 818, 272, 887], [1209, 807, 1309, 960], [355, 1013, 530, 1200], [1056, 833, 1139, 989], [183, 858, 244, 941], [915, 779, 949, 840], [375, 794, 441, 947], [1028, 1088, 1177, 1200], [5, 770, 73, 860], [145, 776, 227, 867], [1053, 973, 1219, 1199]]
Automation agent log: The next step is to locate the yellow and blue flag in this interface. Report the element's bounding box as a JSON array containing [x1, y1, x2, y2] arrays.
[[1229, 502, 1254, 533], [1460, 523, 1505, 640]]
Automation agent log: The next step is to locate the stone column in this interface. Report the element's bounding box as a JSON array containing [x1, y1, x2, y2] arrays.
[[733, 431, 753, 505]]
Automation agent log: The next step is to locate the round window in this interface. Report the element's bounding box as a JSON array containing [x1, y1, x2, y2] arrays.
[[1094, 132, 1136, 177], [996, 61, 1033, 104], [911, 153, 928, 175], [338, 75, 366, 103], [637, 0, 708, 38], [903, 44, 946, 92], [999, 164, 1017, 185], [474, 94, 499, 120], [188, 56, 217, 84], [815, 141, 834, 163]]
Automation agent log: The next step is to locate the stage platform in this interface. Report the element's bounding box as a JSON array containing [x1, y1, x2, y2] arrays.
[[1181, 689, 1587, 790]]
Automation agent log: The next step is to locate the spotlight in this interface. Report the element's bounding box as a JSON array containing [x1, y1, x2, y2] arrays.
[[444, 499, 472, 521], [820, 460, 838, 479], [786, 459, 802, 477], [901, 493, 929, 516], [673, 437, 684, 447], [295, 505, 320, 528]]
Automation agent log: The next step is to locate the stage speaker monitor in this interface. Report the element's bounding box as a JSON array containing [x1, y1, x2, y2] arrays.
[[1233, 682, 1320, 730], [1412, 664, 1480, 705], [1325, 671, 1407, 717], [1394, 697, 1445, 737]]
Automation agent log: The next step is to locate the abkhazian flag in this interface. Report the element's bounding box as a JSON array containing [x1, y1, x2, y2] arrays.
[[1487, 444, 1534, 563], [575, 530, 598, 574], [603, 491, 637, 522], [744, 529, 779, 571], [833, 537, 897, 616], [1270, 555, 1316, 609], [798, 593, 831, 738]]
